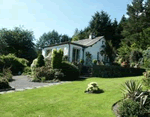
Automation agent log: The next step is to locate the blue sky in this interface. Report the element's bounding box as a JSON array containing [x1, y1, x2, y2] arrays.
[[0, 0, 132, 42]]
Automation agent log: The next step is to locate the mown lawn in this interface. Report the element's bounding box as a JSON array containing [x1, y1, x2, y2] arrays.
[[0, 76, 145, 117]]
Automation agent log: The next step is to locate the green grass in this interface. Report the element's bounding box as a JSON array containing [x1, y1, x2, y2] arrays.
[[0, 76, 146, 117]]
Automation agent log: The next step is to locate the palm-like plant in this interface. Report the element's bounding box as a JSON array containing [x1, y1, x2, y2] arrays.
[[121, 80, 143, 100]]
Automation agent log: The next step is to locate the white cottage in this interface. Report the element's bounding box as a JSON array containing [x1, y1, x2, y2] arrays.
[[42, 34, 108, 65]]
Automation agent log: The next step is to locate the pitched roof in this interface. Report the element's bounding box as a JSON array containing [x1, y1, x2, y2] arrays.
[[72, 36, 104, 47], [43, 36, 104, 48]]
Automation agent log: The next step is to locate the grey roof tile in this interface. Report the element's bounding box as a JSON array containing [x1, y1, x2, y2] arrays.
[[72, 36, 104, 47]]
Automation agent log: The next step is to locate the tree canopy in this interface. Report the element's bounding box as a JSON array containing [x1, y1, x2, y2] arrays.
[[36, 30, 71, 48], [0, 27, 37, 64]]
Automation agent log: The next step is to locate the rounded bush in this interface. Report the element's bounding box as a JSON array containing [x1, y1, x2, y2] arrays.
[[118, 99, 144, 117], [60, 61, 79, 81]]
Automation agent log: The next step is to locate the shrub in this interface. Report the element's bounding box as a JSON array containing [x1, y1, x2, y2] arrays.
[[118, 99, 143, 117], [62, 55, 68, 61], [2, 68, 13, 82], [0, 54, 28, 75], [31, 58, 37, 75], [36, 54, 45, 67], [51, 49, 63, 69], [130, 49, 143, 63], [143, 71, 150, 87], [33, 67, 55, 81], [54, 69, 64, 80], [80, 59, 84, 64], [92, 59, 97, 65], [121, 80, 142, 100], [60, 61, 79, 81], [0, 78, 11, 89], [85, 82, 103, 93], [23, 67, 31, 75]]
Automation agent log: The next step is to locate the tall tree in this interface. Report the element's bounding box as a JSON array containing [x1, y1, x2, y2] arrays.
[[61, 34, 71, 42], [89, 11, 112, 40], [37, 30, 70, 48], [37, 30, 60, 48], [0, 27, 37, 63]]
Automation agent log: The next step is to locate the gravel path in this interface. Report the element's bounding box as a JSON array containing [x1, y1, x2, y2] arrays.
[[9, 75, 67, 90]]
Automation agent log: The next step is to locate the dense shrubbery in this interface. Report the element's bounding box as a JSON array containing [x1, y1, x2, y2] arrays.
[[33, 67, 55, 81], [0, 78, 11, 89], [143, 71, 150, 87], [31, 49, 80, 82], [0, 54, 28, 75], [0, 68, 13, 89], [60, 61, 79, 80], [117, 80, 150, 117], [36, 54, 45, 67], [2, 68, 13, 82], [23, 67, 31, 75], [92, 65, 145, 77], [118, 99, 142, 117]]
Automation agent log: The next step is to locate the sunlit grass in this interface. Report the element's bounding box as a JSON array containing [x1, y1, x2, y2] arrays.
[[0, 76, 145, 117]]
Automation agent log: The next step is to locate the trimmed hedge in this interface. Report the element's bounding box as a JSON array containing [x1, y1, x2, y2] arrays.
[[60, 61, 80, 81], [0, 54, 28, 75], [92, 65, 145, 77]]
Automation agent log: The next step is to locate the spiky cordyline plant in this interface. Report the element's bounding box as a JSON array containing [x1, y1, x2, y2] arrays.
[[121, 80, 143, 100]]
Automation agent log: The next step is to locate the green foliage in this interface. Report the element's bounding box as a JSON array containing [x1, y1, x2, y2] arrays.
[[118, 0, 150, 62], [143, 71, 150, 87], [2, 68, 13, 82], [60, 61, 79, 81], [92, 59, 97, 65], [118, 99, 142, 117], [92, 65, 145, 77], [23, 67, 31, 75], [80, 59, 84, 64], [33, 67, 55, 81], [62, 55, 68, 61], [142, 47, 150, 68], [0, 54, 28, 75], [130, 49, 143, 63], [51, 49, 63, 69], [0, 77, 11, 89], [30, 58, 38, 75], [121, 80, 142, 100], [36, 54, 45, 67], [54, 69, 64, 80], [0, 27, 37, 64], [85, 82, 103, 93], [37, 30, 71, 48]]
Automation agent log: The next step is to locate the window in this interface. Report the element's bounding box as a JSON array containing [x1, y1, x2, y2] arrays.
[[72, 48, 80, 62]]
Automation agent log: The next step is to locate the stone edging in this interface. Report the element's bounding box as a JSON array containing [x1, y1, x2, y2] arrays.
[[0, 82, 70, 95], [111, 100, 122, 117], [0, 87, 15, 92]]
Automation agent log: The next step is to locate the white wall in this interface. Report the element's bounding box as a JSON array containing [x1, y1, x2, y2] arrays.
[[42, 44, 69, 58], [84, 38, 105, 62]]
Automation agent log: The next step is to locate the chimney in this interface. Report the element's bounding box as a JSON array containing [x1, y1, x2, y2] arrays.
[[89, 33, 95, 39], [89, 33, 93, 39]]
